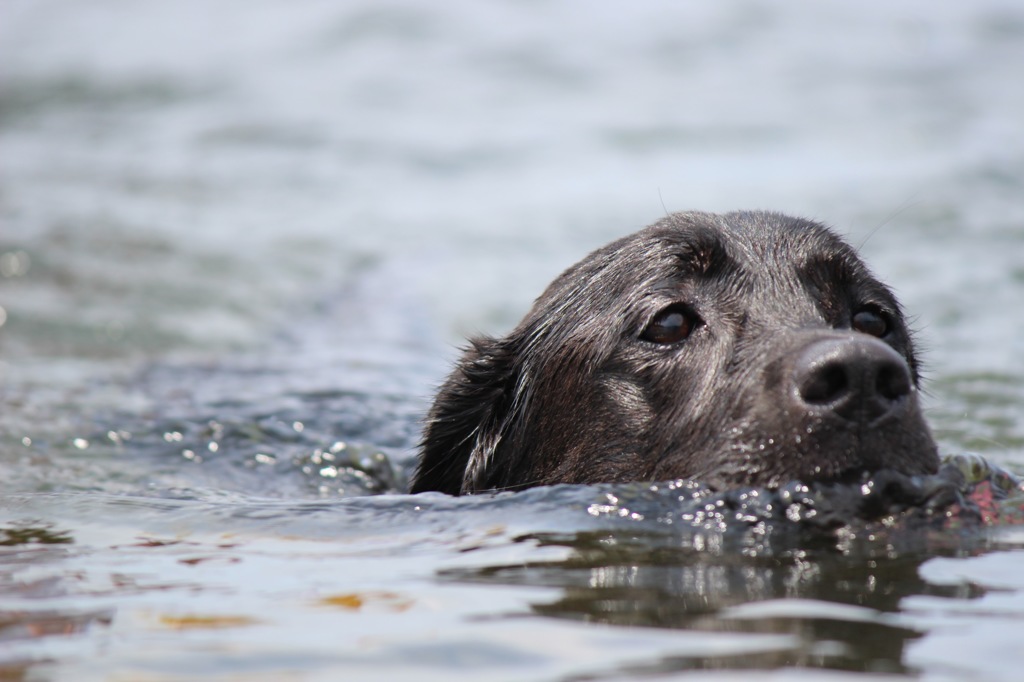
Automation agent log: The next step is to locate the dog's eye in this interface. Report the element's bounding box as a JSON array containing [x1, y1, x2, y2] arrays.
[[641, 305, 698, 344], [852, 307, 889, 338]]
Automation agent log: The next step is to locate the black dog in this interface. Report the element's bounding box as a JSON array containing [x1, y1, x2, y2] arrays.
[[411, 211, 939, 495]]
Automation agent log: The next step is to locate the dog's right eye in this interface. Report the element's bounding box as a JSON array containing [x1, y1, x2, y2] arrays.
[[852, 307, 890, 338], [640, 305, 698, 344]]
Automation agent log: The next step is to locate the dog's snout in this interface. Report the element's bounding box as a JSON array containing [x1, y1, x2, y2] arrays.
[[795, 337, 912, 423]]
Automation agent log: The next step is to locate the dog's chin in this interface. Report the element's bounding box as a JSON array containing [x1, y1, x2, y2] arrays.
[[697, 464, 875, 492], [672, 438, 939, 491]]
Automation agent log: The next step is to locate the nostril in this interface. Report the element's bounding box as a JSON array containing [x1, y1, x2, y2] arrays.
[[799, 362, 849, 405], [877, 360, 911, 402]]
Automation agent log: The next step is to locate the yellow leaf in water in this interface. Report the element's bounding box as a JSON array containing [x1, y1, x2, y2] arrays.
[[318, 591, 412, 612], [158, 614, 259, 630], [321, 594, 364, 610]]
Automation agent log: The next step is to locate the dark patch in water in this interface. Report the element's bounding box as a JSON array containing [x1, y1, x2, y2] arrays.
[[0, 522, 74, 547]]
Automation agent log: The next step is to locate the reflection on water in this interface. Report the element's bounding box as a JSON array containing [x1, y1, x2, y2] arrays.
[[448, 529, 976, 674], [0, 460, 1021, 679], [433, 484, 1024, 677]]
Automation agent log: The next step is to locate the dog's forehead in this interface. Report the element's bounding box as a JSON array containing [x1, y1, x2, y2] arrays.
[[531, 211, 873, 323], [635, 211, 856, 275]]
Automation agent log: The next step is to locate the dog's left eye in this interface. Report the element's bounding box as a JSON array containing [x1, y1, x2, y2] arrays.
[[641, 305, 698, 344], [852, 307, 889, 338]]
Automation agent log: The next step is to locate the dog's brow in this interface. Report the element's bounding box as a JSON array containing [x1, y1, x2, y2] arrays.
[[799, 252, 857, 298], [673, 233, 732, 277], [798, 250, 902, 319]]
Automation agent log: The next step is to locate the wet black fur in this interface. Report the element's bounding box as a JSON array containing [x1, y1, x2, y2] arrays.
[[411, 211, 939, 495]]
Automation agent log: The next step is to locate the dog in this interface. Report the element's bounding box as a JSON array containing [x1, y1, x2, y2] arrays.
[[411, 211, 939, 495]]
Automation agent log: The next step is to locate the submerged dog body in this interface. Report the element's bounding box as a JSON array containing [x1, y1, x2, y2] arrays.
[[411, 211, 938, 495]]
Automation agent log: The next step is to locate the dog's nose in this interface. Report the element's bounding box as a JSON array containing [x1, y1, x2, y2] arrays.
[[794, 336, 912, 423]]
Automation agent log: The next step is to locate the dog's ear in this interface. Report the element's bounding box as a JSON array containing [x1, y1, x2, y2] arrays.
[[410, 336, 520, 495]]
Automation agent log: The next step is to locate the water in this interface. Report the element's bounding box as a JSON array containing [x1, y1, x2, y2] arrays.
[[2, 0, 1024, 679]]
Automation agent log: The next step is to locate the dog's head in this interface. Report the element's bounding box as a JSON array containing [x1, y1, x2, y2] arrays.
[[412, 211, 939, 495]]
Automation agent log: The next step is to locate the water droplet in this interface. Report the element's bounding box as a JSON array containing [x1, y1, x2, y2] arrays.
[[72, 438, 89, 449], [254, 453, 276, 465], [207, 442, 219, 453], [292, 421, 304, 433], [21, 436, 31, 447]]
